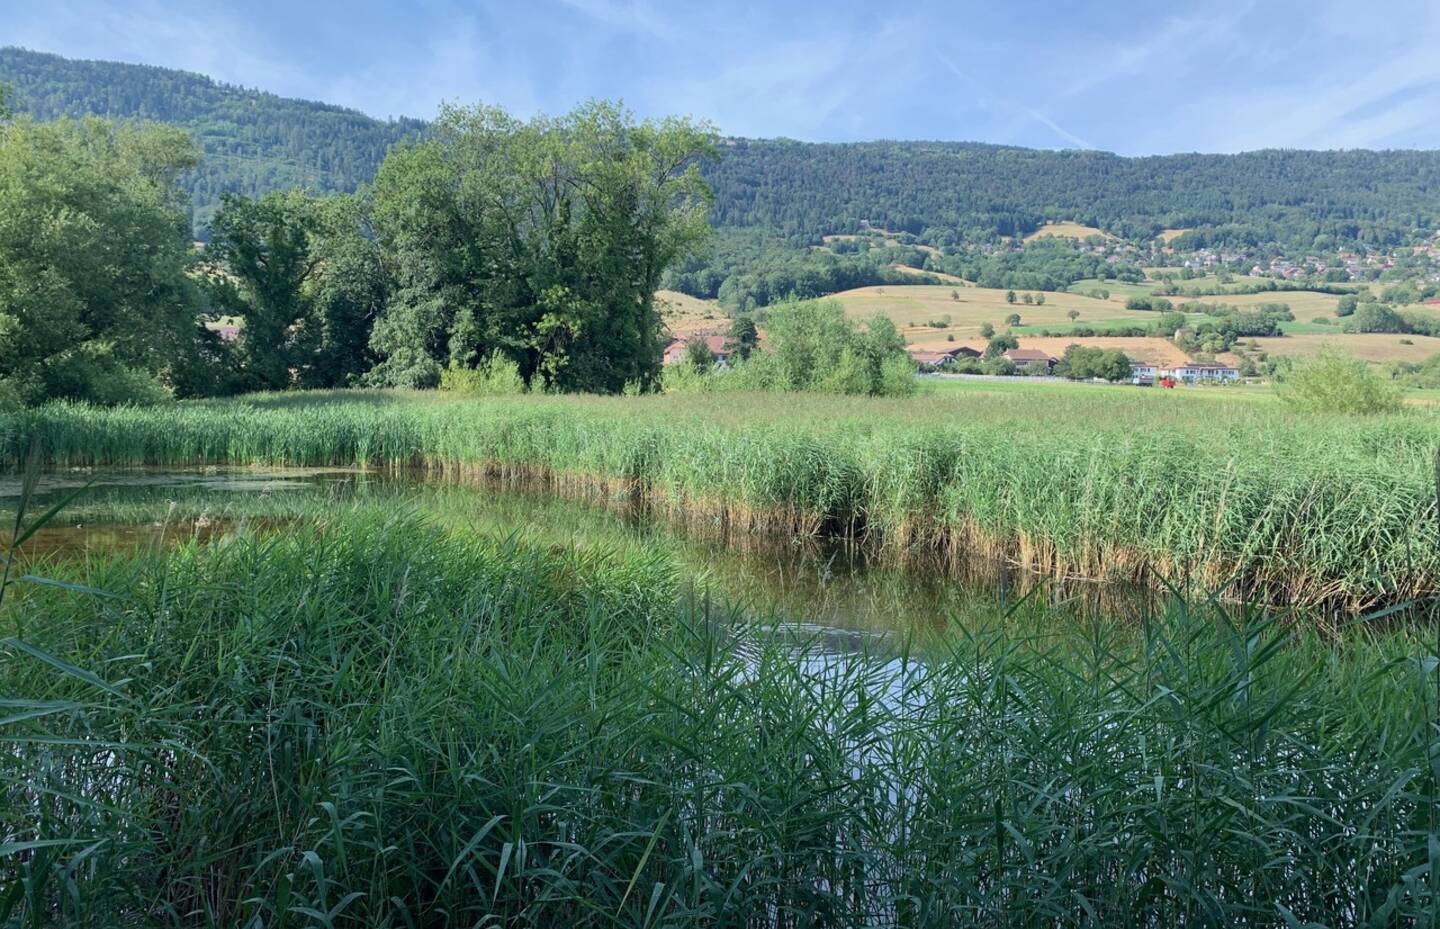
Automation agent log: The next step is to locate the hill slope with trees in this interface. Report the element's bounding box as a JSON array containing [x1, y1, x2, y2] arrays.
[[6, 47, 1440, 253], [0, 47, 425, 228], [706, 138, 1440, 251]]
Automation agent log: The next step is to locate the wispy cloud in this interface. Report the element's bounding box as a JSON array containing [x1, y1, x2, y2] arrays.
[[555, 0, 673, 39], [6, 0, 1440, 152], [934, 53, 1094, 149]]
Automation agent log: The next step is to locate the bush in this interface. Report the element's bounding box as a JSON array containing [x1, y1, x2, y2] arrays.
[[1345, 302, 1407, 334], [439, 351, 528, 396], [666, 298, 916, 398], [1277, 346, 1402, 414]]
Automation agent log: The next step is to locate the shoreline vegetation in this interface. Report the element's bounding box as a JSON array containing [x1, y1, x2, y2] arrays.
[[4, 509, 1439, 925], [5, 386, 1438, 610]]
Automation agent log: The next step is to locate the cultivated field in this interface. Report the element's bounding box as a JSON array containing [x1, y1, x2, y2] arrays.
[[663, 283, 1440, 368]]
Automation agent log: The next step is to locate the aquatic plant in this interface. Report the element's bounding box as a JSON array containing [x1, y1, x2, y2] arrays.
[[3, 512, 1438, 926], [2, 386, 1438, 607]]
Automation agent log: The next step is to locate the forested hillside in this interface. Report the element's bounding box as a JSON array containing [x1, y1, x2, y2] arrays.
[[0, 47, 424, 227], [709, 139, 1440, 250], [6, 47, 1440, 255]]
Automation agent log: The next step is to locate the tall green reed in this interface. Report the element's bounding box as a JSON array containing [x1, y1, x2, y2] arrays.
[[2, 509, 1438, 927], [3, 389, 1438, 608]]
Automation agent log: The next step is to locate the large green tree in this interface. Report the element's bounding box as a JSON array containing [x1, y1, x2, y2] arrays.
[[0, 117, 205, 405], [207, 191, 385, 391], [368, 101, 716, 392]]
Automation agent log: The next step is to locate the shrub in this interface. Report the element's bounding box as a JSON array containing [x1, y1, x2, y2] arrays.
[[666, 299, 915, 398], [439, 351, 528, 396], [1276, 346, 1402, 414]]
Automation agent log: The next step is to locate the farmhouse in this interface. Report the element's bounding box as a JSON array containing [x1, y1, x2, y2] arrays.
[[662, 334, 732, 366], [908, 345, 981, 368], [1003, 348, 1059, 371]]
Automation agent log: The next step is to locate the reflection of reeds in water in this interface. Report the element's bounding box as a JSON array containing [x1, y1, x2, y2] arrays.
[[3, 511, 1439, 925]]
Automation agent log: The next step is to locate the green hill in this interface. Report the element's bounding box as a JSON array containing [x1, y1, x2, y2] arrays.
[[5, 45, 1440, 256], [0, 46, 425, 229], [705, 138, 1440, 250]]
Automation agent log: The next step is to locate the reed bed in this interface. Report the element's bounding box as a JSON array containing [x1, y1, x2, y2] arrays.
[[3, 387, 1439, 608], [3, 511, 1439, 926]]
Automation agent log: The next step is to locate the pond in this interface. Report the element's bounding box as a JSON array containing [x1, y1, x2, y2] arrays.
[[1, 466, 1172, 638]]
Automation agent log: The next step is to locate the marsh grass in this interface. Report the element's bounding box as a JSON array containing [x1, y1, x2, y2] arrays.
[[6, 389, 1439, 608], [3, 511, 1440, 926]]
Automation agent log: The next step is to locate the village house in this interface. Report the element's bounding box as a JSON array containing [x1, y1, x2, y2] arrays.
[[662, 334, 733, 367], [908, 345, 982, 369], [1129, 362, 1157, 385], [1164, 362, 1239, 383], [1003, 348, 1059, 371]]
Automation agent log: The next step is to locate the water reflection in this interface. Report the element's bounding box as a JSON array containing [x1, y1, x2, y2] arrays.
[[2, 468, 1168, 636]]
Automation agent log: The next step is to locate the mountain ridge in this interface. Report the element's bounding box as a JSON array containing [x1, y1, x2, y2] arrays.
[[4, 46, 1439, 251]]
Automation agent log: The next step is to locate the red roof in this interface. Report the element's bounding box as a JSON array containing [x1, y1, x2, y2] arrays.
[[663, 334, 734, 363]]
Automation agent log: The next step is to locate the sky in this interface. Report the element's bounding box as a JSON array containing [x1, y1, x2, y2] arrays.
[[7, 0, 1440, 154]]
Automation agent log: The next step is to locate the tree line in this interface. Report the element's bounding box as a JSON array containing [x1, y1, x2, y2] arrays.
[[0, 99, 717, 405]]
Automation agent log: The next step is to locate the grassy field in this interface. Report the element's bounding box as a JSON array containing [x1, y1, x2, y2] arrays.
[[5, 387, 1439, 609], [1068, 277, 1155, 300], [833, 284, 1151, 343], [888, 262, 967, 284], [4, 504, 1440, 925], [655, 289, 727, 336], [1253, 332, 1440, 363], [1022, 221, 1113, 242]]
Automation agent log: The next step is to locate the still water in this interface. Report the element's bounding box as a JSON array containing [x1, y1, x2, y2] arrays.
[[0, 467, 1166, 637]]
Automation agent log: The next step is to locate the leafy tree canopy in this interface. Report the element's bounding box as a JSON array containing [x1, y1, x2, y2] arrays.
[[0, 116, 206, 406], [366, 100, 717, 394]]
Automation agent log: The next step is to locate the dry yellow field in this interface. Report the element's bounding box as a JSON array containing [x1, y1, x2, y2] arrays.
[[1251, 333, 1440, 364], [888, 263, 968, 284], [820, 233, 941, 257], [656, 290, 726, 336], [1158, 228, 1189, 244], [906, 334, 1194, 367], [833, 284, 1150, 342], [1023, 221, 1114, 243], [1182, 289, 1345, 318]]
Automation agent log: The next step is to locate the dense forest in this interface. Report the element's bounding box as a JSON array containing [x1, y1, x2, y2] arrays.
[[6, 47, 1440, 256], [705, 139, 1440, 250], [0, 47, 424, 228]]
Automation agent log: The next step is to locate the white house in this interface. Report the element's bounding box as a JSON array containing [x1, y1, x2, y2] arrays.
[[1164, 362, 1239, 383], [1129, 362, 1158, 384]]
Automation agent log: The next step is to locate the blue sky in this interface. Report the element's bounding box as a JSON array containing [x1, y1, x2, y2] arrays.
[[7, 0, 1440, 154]]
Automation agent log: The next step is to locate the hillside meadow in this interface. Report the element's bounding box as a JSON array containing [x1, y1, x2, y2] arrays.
[[831, 284, 1150, 342], [1022, 220, 1115, 242]]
